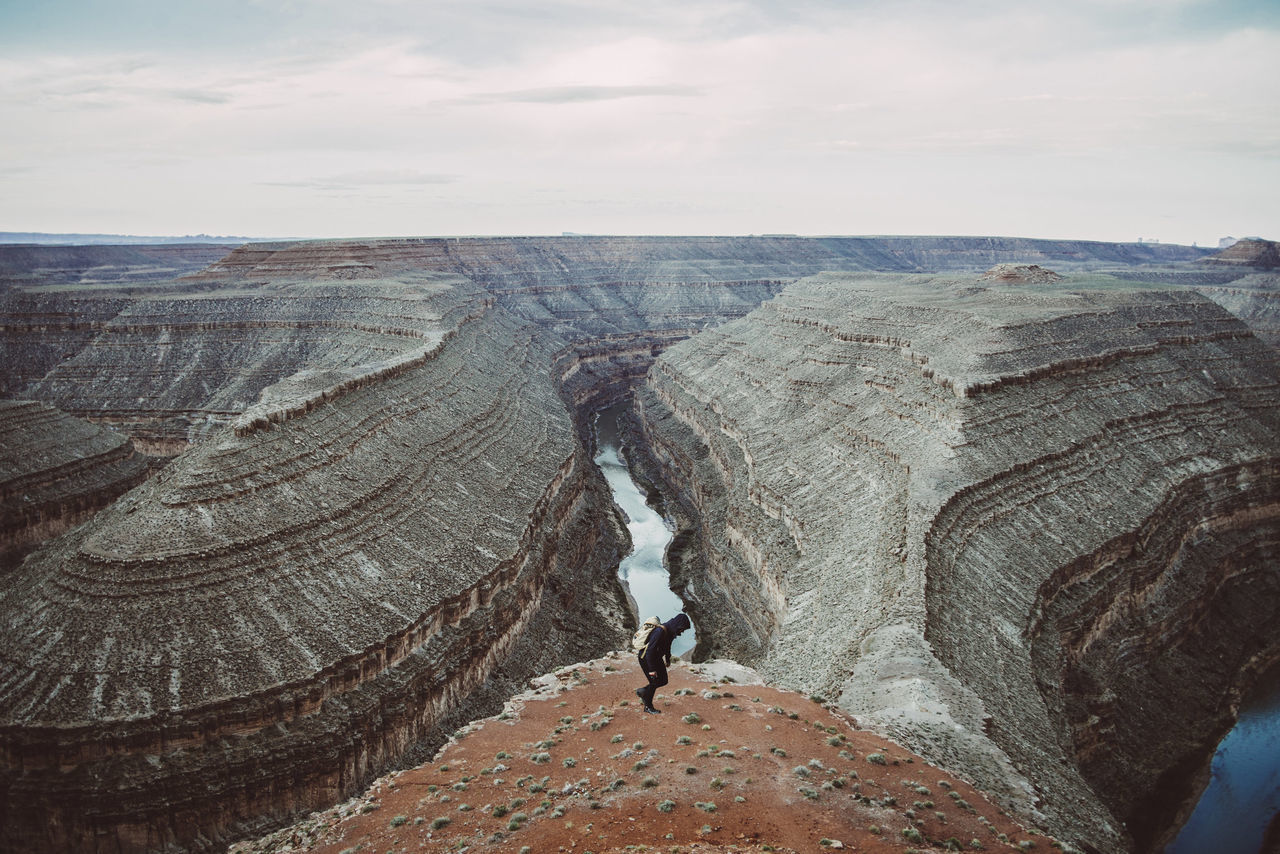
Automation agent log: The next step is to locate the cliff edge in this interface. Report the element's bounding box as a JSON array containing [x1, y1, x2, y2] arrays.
[[233, 655, 1057, 854]]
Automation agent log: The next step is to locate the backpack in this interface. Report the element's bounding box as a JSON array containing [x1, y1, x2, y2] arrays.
[[631, 616, 662, 657]]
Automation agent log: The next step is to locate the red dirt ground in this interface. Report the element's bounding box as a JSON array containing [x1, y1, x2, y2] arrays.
[[233, 654, 1053, 854]]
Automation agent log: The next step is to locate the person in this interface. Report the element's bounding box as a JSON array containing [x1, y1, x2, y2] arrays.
[[635, 612, 692, 714]]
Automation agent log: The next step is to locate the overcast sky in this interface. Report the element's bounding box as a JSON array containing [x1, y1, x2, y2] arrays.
[[1, 0, 1277, 244]]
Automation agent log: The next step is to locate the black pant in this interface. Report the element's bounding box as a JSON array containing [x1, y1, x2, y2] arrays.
[[639, 656, 668, 708]]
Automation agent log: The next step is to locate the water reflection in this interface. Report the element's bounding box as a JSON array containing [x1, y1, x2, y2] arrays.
[[1166, 680, 1280, 854], [593, 405, 696, 660]]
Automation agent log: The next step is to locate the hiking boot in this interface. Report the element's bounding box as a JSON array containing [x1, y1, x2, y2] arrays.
[[643, 705, 661, 714]]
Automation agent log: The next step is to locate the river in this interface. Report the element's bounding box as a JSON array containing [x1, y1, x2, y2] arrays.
[[1166, 679, 1280, 854], [593, 404, 696, 660]]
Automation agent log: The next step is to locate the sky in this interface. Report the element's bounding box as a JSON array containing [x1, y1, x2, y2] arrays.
[[1, 0, 1277, 245]]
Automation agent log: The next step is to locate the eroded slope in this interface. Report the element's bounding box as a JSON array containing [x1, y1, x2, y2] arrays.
[[633, 272, 1280, 853], [0, 400, 150, 569], [0, 276, 630, 852]]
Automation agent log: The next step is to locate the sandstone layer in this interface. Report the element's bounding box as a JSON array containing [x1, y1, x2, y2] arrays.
[[0, 274, 631, 852], [631, 272, 1280, 853], [0, 400, 150, 570]]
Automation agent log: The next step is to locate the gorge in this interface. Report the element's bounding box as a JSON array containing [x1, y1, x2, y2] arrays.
[[1, 236, 1277, 854]]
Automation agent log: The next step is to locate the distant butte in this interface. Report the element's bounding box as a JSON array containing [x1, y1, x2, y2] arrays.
[[1199, 237, 1280, 269], [978, 263, 1064, 283], [0, 236, 1277, 854]]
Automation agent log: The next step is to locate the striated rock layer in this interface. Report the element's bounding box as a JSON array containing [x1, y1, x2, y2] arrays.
[[1, 237, 1273, 854], [0, 243, 236, 292], [0, 236, 1226, 447], [0, 275, 631, 852], [632, 272, 1280, 853], [0, 400, 150, 570], [1109, 239, 1280, 351]]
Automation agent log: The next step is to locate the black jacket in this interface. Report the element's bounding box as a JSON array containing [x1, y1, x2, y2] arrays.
[[641, 613, 691, 672]]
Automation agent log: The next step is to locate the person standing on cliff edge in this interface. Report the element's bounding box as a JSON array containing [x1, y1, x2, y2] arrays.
[[635, 613, 692, 714]]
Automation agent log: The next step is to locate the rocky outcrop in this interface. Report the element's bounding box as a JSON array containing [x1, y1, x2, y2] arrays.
[[1192, 280, 1280, 350], [633, 272, 1280, 853], [1199, 238, 1280, 269], [0, 277, 631, 853], [0, 400, 150, 570], [0, 244, 236, 291], [1102, 239, 1280, 350], [979, 263, 1063, 284], [8, 275, 482, 453], [232, 656, 1055, 854]]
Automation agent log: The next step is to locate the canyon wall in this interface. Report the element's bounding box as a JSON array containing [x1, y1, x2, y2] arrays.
[[1, 237, 1272, 854], [0, 244, 236, 291], [0, 273, 631, 852], [0, 400, 151, 570], [633, 272, 1280, 853]]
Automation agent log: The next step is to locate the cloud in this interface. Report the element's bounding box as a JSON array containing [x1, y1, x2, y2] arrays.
[[1, 2, 1278, 244], [261, 170, 458, 190], [464, 84, 702, 105], [167, 88, 233, 104]]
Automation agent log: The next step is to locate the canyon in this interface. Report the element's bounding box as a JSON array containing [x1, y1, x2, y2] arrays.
[[0, 236, 1277, 854]]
